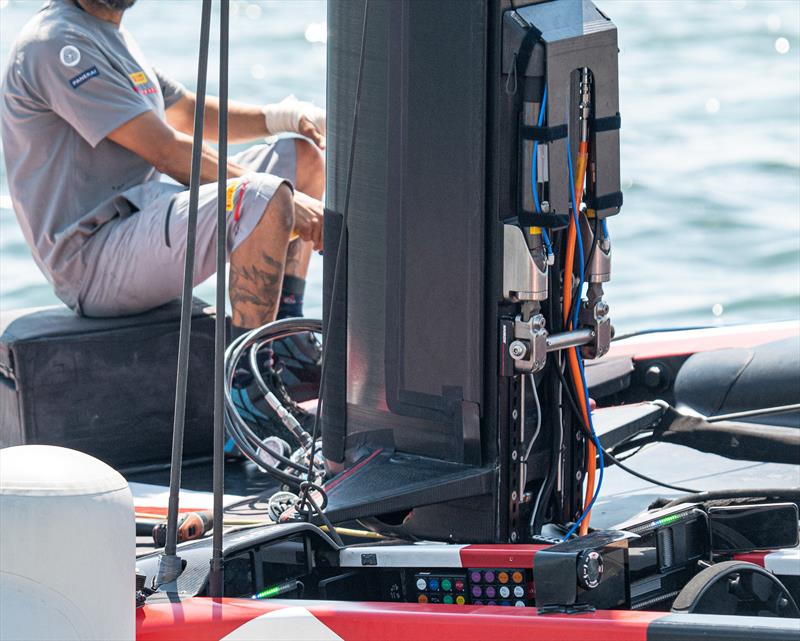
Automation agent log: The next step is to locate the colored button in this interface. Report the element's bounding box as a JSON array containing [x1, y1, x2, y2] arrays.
[[512, 571, 524, 584], [499, 586, 510, 598], [498, 571, 509, 584], [456, 596, 466, 605], [473, 599, 484, 605], [429, 579, 440, 591], [500, 600, 510, 606], [443, 595, 454, 604], [513, 585, 525, 598], [454, 579, 465, 592], [485, 586, 496, 598], [418, 594, 428, 604], [514, 600, 526, 607], [483, 570, 495, 583], [441, 579, 452, 591], [472, 586, 482, 598], [470, 571, 482, 583], [487, 600, 497, 606], [416, 578, 427, 591]]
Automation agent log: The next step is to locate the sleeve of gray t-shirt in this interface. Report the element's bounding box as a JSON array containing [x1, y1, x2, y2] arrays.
[[153, 66, 187, 109], [24, 33, 152, 148]]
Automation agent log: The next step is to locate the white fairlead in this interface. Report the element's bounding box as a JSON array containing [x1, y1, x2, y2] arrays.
[[263, 95, 326, 137]]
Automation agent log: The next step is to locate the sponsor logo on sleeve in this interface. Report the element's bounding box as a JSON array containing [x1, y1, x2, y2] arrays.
[[69, 66, 99, 89], [59, 45, 81, 67], [128, 70, 158, 95]]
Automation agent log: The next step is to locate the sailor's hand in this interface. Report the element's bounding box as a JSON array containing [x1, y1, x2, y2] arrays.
[[299, 114, 326, 150], [293, 191, 324, 251], [263, 96, 326, 149]]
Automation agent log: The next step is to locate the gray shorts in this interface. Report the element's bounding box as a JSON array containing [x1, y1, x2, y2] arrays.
[[77, 139, 297, 316]]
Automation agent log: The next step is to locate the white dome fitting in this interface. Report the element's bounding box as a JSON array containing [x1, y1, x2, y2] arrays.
[[0, 445, 135, 641]]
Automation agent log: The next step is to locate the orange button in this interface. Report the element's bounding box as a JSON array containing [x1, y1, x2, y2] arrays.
[[456, 595, 466, 605], [418, 594, 429, 604], [512, 571, 524, 584], [498, 571, 509, 584]]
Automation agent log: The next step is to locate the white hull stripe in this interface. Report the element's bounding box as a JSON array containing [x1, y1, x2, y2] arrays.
[[339, 544, 467, 568], [220, 606, 344, 640]]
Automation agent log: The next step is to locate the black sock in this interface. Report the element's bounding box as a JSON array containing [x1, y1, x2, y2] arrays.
[[277, 275, 306, 320]]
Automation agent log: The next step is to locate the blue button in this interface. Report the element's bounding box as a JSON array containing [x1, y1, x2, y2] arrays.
[[429, 578, 440, 591]]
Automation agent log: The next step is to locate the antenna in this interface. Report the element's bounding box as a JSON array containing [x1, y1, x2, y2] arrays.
[[156, 0, 213, 587]]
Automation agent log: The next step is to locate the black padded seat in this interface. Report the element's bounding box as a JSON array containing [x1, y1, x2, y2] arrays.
[[674, 336, 800, 427]]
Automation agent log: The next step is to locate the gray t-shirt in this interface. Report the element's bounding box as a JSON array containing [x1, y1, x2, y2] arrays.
[[1, 0, 186, 308]]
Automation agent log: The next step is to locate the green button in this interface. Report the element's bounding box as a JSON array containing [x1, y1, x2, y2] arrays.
[[441, 579, 452, 591], [443, 595, 454, 604]]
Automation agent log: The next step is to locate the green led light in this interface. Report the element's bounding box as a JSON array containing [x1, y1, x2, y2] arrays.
[[657, 514, 683, 527], [253, 584, 282, 600], [443, 595, 454, 604]]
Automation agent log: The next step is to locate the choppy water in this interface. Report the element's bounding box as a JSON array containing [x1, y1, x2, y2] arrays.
[[1, 0, 798, 332]]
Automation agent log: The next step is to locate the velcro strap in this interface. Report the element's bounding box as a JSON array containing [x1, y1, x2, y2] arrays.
[[520, 124, 568, 143], [587, 191, 623, 211], [518, 210, 571, 229], [592, 113, 621, 133]]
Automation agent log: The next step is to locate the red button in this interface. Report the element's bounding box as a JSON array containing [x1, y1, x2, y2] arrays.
[[454, 580, 465, 592]]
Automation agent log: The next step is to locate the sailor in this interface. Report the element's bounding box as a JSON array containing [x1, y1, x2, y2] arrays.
[[1, 0, 324, 417]]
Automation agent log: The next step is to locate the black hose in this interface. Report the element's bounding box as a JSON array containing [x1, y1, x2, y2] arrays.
[[209, 0, 230, 599], [554, 360, 699, 494], [163, 0, 213, 564]]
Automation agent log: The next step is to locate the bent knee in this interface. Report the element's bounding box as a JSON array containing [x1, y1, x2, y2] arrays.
[[261, 181, 295, 234], [294, 138, 325, 175]]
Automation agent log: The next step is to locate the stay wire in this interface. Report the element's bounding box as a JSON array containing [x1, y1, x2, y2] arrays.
[[163, 0, 213, 562], [300, 0, 371, 517], [209, 0, 230, 598]]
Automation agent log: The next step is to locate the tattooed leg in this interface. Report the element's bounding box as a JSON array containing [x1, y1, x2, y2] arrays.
[[229, 183, 294, 328], [284, 138, 325, 280]]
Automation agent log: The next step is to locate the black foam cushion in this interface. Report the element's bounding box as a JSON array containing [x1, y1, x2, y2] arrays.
[[674, 336, 799, 427]]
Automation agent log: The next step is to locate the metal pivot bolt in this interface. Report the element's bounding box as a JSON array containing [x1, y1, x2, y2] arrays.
[[509, 340, 529, 360]]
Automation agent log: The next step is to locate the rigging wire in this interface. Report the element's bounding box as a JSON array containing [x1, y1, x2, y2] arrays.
[[299, 0, 371, 518], [209, 0, 230, 598]]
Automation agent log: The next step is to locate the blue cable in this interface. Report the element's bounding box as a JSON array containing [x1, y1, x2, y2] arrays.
[[560, 131, 604, 542], [601, 218, 609, 239], [531, 87, 554, 257], [565, 134, 585, 329]]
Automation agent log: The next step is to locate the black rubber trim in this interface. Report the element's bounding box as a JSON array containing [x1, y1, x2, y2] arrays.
[[520, 124, 568, 143], [517, 210, 571, 229], [587, 191, 623, 211], [514, 21, 542, 109], [593, 112, 621, 133], [163, 197, 177, 248], [647, 613, 800, 640]]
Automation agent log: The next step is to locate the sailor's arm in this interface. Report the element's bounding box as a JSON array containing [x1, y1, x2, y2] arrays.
[[165, 93, 326, 148], [107, 110, 246, 186]]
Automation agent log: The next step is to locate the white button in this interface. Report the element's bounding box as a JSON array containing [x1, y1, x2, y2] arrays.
[[499, 586, 510, 598], [513, 585, 524, 598], [416, 578, 427, 591], [514, 600, 526, 607]]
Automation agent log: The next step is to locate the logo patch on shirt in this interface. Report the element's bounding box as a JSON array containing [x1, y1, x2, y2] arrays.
[[128, 71, 148, 85], [129, 70, 158, 95], [69, 66, 99, 89], [59, 45, 81, 67]]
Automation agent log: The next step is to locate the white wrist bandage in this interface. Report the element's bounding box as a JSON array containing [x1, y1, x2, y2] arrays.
[[262, 95, 326, 137]]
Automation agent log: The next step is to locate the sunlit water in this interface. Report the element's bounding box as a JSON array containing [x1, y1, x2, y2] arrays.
[[1, 0, 798, 333]]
